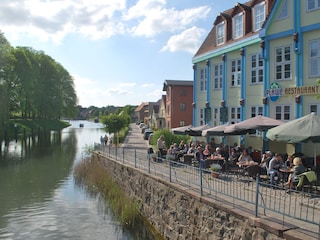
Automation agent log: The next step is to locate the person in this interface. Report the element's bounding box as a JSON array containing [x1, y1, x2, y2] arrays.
[[260, 151, 273, 175], [285, 157, 306, 192], [238, 148, 252, 162], [104, 135, 108, 145], [268, 153, 284, 186], [187, 143, 196, 154], [285, 154, 294, 168], [223, 147, 238, 171], [195, 146, 205, 169], [203, 144, 211, 159], [157, 135, 165, 157]]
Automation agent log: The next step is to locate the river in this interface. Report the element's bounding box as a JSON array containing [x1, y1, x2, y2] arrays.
[[0, 120, 154, 240]]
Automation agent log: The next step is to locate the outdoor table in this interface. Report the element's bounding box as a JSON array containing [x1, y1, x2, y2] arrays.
[[183, 154, 194, 164], [236, 161, 259, 177], [236, 161, 258, 167]]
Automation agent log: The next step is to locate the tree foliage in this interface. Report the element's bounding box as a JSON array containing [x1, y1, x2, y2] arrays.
[[103, 114, 130, 135], [0, 32, 78, 121]]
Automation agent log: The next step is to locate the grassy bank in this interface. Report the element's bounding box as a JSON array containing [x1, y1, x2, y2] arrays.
[[73, 156, 164, 239]]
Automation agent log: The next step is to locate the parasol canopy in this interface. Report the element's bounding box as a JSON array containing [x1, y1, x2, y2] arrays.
[[266, 112, 320, 143], [185, 125, 211, 136], [224, 115, 284, 134], [266, 112, 320, 166], [171, 125, 193, 135]]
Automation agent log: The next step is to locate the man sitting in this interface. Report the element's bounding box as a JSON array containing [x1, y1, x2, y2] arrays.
[[268, 153, 284, 185]]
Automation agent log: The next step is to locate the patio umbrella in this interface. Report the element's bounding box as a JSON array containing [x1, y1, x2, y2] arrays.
[[224, 115, 284, 134], [202, 123, 230, 137], [266, 112, 320, 166], [171, 125, 193, 135], [185, 125, 210, 136]]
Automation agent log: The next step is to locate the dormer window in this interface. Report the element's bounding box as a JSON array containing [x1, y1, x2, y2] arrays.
[[216, 22, 225, 45], [233, 13, 243, 39], [253, 2, 265, 31]]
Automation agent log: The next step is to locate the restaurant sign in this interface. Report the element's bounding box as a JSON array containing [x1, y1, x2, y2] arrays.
[[266, 82, 320, 102]]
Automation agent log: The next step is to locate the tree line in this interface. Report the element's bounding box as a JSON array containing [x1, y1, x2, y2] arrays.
[[0, 31, 78, 133]]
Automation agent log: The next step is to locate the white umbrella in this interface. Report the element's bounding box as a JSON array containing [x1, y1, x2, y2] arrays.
[[267, 112, 320, 166]]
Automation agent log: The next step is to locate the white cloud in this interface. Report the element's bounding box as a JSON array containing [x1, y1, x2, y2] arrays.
[[161, 26, 206, 54], [0, 0, 211, 52]]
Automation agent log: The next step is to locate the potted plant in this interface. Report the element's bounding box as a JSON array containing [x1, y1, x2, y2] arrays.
[[210, 163, 222, 178]]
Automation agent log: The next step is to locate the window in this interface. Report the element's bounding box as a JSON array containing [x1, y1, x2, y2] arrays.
[[212, 107, 220, 126], [275, 105, 291, 121], [233, 13, 243, 39], [275, 46, 292, 80], [309, 39, 320, 77], [309, 103, 320, 115], [200, 108, 204, 125], [251, 106, 264, 118], [216, 22, 225, 45], [213, 64, 223, 89], [251, 54, 264, 83], [200, 68, 207, 91], [254, 2, 265, 31], [179, 121, 185, 127], [230, 107, 241, 124], [277, 0, 288, 20], [180, 89, 186, 96], [180, 103, 186, 112], [307, 0, 320, 11], [231, 59, 241, 86]]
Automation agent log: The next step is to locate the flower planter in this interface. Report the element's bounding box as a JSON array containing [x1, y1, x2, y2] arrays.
[[211, 171, 220, 178]]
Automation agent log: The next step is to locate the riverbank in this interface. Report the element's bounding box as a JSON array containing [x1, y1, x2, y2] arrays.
[[7, 119, 70, 137]]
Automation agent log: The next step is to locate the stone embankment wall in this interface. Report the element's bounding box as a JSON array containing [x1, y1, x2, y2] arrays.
[[93, 152, 303, 240]]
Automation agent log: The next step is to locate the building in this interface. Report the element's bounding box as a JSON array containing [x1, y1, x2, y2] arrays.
[[192, 0, 320, 156], [162, 80, 193, 129]]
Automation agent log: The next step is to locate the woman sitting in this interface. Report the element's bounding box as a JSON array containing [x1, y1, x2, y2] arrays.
[[285, 157, 306, 192], [238, 148, 253, 162]]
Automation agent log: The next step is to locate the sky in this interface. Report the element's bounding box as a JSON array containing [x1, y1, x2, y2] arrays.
[[0, 0, 239, 108]]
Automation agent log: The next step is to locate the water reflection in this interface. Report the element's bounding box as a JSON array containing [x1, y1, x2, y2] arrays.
[[0, 120, 155, 240]]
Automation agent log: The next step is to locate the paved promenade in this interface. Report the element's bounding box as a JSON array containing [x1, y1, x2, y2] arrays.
[[117, 123, 320, 239]]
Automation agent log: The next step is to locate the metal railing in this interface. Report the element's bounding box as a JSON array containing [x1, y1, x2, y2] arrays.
[[94, 144, 320, 235]]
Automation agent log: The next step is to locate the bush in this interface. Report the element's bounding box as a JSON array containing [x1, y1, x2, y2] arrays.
[[150, 129, 191, 150]]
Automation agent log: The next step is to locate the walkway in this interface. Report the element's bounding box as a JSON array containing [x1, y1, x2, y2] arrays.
[[116, 124, 320, 239]]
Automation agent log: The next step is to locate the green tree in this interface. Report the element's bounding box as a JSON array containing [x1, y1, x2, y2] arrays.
[[103, 114, 130, 145]]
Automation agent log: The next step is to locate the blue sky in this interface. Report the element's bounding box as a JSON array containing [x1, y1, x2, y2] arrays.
[[1, 0, 239, 107]]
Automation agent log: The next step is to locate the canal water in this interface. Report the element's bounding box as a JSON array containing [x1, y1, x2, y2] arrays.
[[0, 121, 154, 240]]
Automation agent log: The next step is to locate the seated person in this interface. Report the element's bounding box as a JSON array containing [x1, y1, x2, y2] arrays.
[[268, 153, 284, 185], [223, 147, 239, 171], [187, 143, 196, 154], [260, 151, 273, 175], [203, 144, 211, 159], [195, 146, 205, 169], [284, 157, 306, 191], [238, 148, 252, 162], [285, 154, 294, 168]]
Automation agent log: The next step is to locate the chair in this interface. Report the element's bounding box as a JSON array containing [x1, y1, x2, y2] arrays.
[[296, 171, 317, 193], [246, 165, 261, 180]]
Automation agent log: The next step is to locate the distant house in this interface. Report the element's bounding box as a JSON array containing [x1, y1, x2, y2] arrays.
[[134, 101, 159, 126], [134, 102, 148, 124], [162, 80, 193, 129]]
